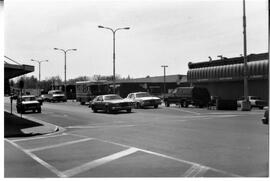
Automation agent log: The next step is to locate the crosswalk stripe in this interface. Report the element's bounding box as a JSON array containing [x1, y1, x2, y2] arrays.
[[62, 147, 139, 177]]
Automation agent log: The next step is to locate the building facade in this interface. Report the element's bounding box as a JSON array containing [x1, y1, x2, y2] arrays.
[[187, 53, 269, 102]]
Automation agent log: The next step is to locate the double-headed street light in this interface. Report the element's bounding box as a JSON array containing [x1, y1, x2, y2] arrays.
[[98, 25, 130, 94], [53, 48, 77, 96], [31, 59, 48, 94]]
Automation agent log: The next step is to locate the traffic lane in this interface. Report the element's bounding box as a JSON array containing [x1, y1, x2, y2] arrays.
[[67, 110, 267, 176], [5, 101, 201, 128]]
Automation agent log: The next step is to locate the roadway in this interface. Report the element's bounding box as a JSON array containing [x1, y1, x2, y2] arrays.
[[4, 99, 269, 177]]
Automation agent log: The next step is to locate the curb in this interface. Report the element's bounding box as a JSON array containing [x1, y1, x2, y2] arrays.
[[4, 109, 66, 136]]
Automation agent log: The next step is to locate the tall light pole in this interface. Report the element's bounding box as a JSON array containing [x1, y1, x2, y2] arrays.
[[161, 65, 168, 96], [31, 59, 48, 95], [98, 25, 130, 94], [242, 0, 251, 111], [53, 48, 77, 96]]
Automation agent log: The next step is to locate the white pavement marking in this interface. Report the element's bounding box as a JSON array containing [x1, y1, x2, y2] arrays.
[[27, 138, 93, 152], [72, 134, 241, 177], [5, 138, 65, 177], [65, 125, 136, 129], [183, 164, 209, 177], [12, 133, 68, 142], [62, 147, 139, 177], [166, 107, 201, 115]]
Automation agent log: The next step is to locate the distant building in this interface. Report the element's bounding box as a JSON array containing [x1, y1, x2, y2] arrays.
[[114, 74, 189, 97], [187, 52, 269, 102]]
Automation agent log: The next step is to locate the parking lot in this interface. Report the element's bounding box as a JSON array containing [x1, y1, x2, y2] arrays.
[[4, 98, 269, 177]]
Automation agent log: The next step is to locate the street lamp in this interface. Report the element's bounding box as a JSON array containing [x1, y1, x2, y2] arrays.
[[53, 48, 77, 96], [31, 59, 48, 95], [98, 25, 130, 94], [161, 65, 168, 96]]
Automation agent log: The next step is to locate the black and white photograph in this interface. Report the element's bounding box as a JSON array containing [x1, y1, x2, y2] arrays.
[[2, 0, 269, 178]]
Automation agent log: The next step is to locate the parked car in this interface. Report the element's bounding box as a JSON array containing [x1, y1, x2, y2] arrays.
[[44, 90, 67, 102], [16, 95, 42, 113], [89, 94, 133, 113], [261, 109, 269, 125], [126, 92, 161, 108], [237, 96, 267, 109], [164, 87, 210, 108]]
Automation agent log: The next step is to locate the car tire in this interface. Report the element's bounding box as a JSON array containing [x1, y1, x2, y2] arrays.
[[37, 108, 41, 113], [105, 106, 111, 113], [154, 105, 158, 109], [92, 107, 97, 113], [136, 103, 141, 109], [259, 106, 264, 110]]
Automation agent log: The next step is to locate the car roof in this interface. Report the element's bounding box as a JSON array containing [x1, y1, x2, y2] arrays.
[[131, 92, 148, 94], [21, 95, 36, 98], [102, 94, 120, 97]]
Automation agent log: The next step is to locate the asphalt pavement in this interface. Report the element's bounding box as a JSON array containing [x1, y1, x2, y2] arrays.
[[4, 97, 269, 178]]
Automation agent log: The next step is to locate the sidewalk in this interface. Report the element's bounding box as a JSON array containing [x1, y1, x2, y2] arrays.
[[4, 111, 62, 138]]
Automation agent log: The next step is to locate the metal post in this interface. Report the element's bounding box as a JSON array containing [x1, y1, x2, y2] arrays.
[[54, 48, 77, 98], [242, 0, 251, 111], [161, 65, 168, 96], [113, 31, 116, 94], [64, 51, 67, 96], [98, 25, 130, 94], [243, 0, 248, 100]]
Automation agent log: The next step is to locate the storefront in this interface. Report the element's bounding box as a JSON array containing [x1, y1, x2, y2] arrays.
[[187, 53, 269, 102]]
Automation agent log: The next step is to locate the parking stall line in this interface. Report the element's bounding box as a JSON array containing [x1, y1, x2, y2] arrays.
[[83, 136, 241, 177], [12, 133, 68, 142], [5, 138, 65, 177], [182, 164, 209, 177], [65, 125, 136, 129], [26, 138, 93, 152], [62, 147, 139, 177]]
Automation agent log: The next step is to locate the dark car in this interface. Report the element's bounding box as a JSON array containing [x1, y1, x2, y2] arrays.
[[164, 87, 210, 108], [90, 94, 132, 113], [261, 109, 269, 125], [16, 95, 41, 113]]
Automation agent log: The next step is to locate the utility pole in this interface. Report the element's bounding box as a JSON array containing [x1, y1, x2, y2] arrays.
[[242, 0, 251, 111], [161, 65, 168, 96]]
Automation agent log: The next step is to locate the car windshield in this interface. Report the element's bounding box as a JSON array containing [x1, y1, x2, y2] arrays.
[[54, 91, 63, 94], [22, 97, 36, 101], [136, 93, 151, 98], [104, 95, 122, 100], [250, 96, 261, 100]]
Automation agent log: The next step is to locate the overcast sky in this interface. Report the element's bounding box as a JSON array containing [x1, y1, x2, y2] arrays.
[[4, 0, 268, 81]]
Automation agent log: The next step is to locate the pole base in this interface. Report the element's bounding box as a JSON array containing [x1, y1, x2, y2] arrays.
[[241, 100, 251, 111]]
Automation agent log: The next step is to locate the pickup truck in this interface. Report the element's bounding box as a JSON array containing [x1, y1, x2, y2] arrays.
[[237, 96, 267, 109], [164, 87, 210, 108]]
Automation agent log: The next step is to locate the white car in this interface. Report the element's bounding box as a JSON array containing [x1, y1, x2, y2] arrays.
[[237, 96, 267, 109], [126, 92, 162, 109]]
